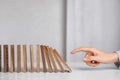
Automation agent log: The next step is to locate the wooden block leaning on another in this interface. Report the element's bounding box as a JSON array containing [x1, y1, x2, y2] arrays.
[[0, 44, 72, 73]]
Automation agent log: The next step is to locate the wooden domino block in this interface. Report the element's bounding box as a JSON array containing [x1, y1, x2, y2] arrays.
[[23, 45, 27, 72], [30, 45, 34, 72], [10, 45, 15, 72], [51, 48, 64, 73], [4, 45, 9, 72], [17, 45, 21, 73], [48, 47, 58, 73], [0, 45, 1, 72], [54, 49, 72, 72], [40, 45, 47, 72], [43, 46, 53, 73], [36, 45, 40, 72], [0, 44, 72, 73]]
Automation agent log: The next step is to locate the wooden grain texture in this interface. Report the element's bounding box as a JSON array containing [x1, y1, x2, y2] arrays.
[[36, 45, 40, 72], [30, 45, 34, 72], [10, 45, 15, 72], [23, 45, 27, 72], [6, 45, 9, 72], [48, 47, 58, 73], [0, 45, 1, 72], [54, 49, 72, 72], [44, 46, 53, 73], [3, 45, 6, 72], [51, 48, 64, 73], [4, 45, 9, 72], [40, 45, 47, 72], [17, 45, 21, 73], [0, 44, 71, 73]]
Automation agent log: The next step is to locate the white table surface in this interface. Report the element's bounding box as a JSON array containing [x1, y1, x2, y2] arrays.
[[0, 63, 120, 80]]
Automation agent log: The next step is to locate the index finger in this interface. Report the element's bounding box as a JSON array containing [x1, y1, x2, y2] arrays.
[[71, 47, 93, 54]]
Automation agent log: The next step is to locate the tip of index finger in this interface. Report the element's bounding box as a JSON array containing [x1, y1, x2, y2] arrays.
[[71, 47, 91, 54]]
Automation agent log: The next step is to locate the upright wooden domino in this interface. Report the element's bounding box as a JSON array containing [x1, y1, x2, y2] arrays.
[[23, 45, 27, 72], [36, 45, 40, 72], [17, 45, 21, 73], [4, 45, 9, 72], [10, 45, 15, 72], [30, 45, 34, 72]]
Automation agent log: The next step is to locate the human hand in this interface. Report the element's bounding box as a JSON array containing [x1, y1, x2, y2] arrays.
[[71, 47, 119, 67]]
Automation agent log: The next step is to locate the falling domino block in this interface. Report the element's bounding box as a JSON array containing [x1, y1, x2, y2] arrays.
[[0, 44, 72, 73], [51, 48, 64, 73], [43, 46, 53, 72], [48, 47, 58, 72], [54, 49, 72, 72], [41, 45, 47, 72]]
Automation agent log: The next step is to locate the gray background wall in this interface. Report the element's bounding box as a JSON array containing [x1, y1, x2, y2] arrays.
[[1, 0, 120, 64], [67, 0, 120, 62], [0, 0, 66, 62]]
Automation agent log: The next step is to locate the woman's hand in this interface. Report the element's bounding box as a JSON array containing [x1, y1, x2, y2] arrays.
[[71, 47, 119, 67]]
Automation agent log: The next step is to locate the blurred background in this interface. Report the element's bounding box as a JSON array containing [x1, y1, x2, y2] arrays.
[[67, 0, 120, 63], [0, 0, 120, 64], [0, 0, 66, 65], [0, 0, 120, 80]]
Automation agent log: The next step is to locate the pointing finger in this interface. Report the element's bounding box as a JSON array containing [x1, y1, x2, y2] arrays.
[[71, 47, 94, 54]]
